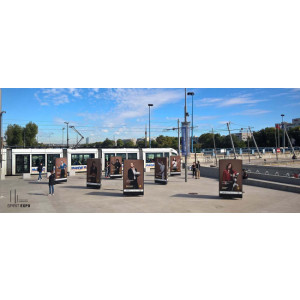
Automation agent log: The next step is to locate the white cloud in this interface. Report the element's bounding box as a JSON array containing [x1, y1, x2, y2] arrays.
[[35, 88, 82, 106], [233, 109, 271, 116], [77, 112, 102, 121], [104, 88, 183, 121], [195, 95, 265, 108]]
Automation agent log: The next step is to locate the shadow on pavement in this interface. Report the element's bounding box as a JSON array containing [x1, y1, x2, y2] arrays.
[[28, 193, 47, 196], [85, 191, 123, 197], [59, 186, 88, 189], [172, 193, 239, 200], [28, 181, 48, 185]]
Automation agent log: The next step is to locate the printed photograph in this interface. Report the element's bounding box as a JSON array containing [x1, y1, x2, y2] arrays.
[[155, 157, 168, 181], [87, 158, 101, 184], [170, 155, 181, 174], [123, 160, 144, 192], [110, 156, 122, 177], [55, 157, 67, 180]]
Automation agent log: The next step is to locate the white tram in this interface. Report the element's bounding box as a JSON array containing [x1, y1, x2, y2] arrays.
[[2, 148, 178, 175]]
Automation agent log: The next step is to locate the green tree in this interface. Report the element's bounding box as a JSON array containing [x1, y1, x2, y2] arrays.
[[24, 122, 38, 147], [288, 126, 300, 146], [117, 139, 124, 148], [124, 140, 135, 148], [102, 138, 114, 148], [5, 124, 24, 146]]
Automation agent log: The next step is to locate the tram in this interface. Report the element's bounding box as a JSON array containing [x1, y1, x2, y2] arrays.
[[3, 147, 178, 175]]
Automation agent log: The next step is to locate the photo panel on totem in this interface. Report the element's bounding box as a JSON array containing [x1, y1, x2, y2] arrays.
[[55, 157, 68, 182], [86, 158, 101, 189], [123, 160, 144, 195], [110, 156, 123, 178], [170, 155, 181, 175], [219, 159, 243, 198], [154, 157, 168, 184]]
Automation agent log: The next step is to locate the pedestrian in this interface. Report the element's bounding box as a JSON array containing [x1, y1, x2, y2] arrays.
[[48, 170, 55, 196], [37, 162, 43, 181], [192, 162, 196, 178], [196, 160, 201, 179], [105, 161, 110, 178]]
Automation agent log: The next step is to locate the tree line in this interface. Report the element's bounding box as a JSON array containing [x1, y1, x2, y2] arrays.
[[5, 122, 300, 149]]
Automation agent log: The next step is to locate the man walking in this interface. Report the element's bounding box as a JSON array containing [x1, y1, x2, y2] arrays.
[[37, 162, 43, 181], [48, 170, 55, 196]]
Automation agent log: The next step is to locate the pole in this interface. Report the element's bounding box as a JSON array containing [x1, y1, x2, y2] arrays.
[[212, 128, 217, 166], [278, 126, 280, 148], [0, 89, 3, 171], [62, 128, 65, 147], [227, 122, 237, 159], [247, 129, 250, 163], [191, 94, 194, 153], [23, 129, 25, 148], [184, 88, 187, 182], [274, 126, 278, 161], [249, 127, 261, 158], [177, 119, 180, 155], [64, 122, 69, 148], [145, 124, 147, 147], [67, 123, 69, 148], [149, 106, 151, 148], [284, 127, 296, 157], [281, 115, 285, 149], [0, 89, 2, 169]]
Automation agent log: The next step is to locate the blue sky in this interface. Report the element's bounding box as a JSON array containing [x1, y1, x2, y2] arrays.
[[1, 88, 300, 144]]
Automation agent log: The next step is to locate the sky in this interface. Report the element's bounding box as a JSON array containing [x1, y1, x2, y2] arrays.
[[1, 88, 300, 144]]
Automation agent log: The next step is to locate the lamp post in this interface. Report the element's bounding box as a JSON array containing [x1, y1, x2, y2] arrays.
[[184, 88, 187, 182], [187, 91, 195, 153], [281, 114, 285, 149], [62, 127, 65, 147], [0, 88, 7, 173], [64, 122, 69, 148], [148, 104, 153, 148]]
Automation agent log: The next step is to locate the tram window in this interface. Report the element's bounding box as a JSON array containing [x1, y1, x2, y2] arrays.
[[32, 155, 45, 167], [146, 153, 163, 163], [104, 153, 115, 164], [128, 153, 137, 160], [164, 152, 170, 158], [71, 154, 95, 165], [16, 155, 30, 173], [116, 153, 126, 161], [47, 154, 60, 172]]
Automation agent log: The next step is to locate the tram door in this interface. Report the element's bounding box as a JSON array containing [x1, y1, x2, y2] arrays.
[[16, 155, 30, 174]]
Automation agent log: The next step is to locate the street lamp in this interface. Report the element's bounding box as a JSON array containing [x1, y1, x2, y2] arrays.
[[187, 91, 195, 153], [281, 114, 285, 149], [148, 104, 153, 148], [64, 122, 69, 148], [62, 127, 65, 146]]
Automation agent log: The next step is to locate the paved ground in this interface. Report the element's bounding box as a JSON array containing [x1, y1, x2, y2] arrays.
[[0, 173, 299, 213]]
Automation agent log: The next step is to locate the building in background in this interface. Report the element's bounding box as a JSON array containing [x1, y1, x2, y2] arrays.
[[232, 132, 251, 142], [286, 118, 300, 129], [86, 137, 90, 144]]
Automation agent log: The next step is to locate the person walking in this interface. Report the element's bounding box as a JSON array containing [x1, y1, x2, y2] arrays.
[[192, 162, 196, 178], [48, 170, 55, 196], [196, 160, 201, 179], [37, 162, 43, 181]]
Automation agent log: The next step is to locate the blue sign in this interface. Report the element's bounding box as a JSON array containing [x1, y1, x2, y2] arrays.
[[181, 122, 190, 156]]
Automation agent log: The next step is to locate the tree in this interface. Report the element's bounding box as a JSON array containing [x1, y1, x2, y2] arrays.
[[288, 126, 300, 146], [102, 138, 114, 148], [5, 124, 24, 146], [124, 140, 135, 148], [117, 139, 124, 148], [24, 122, 38, 147]]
